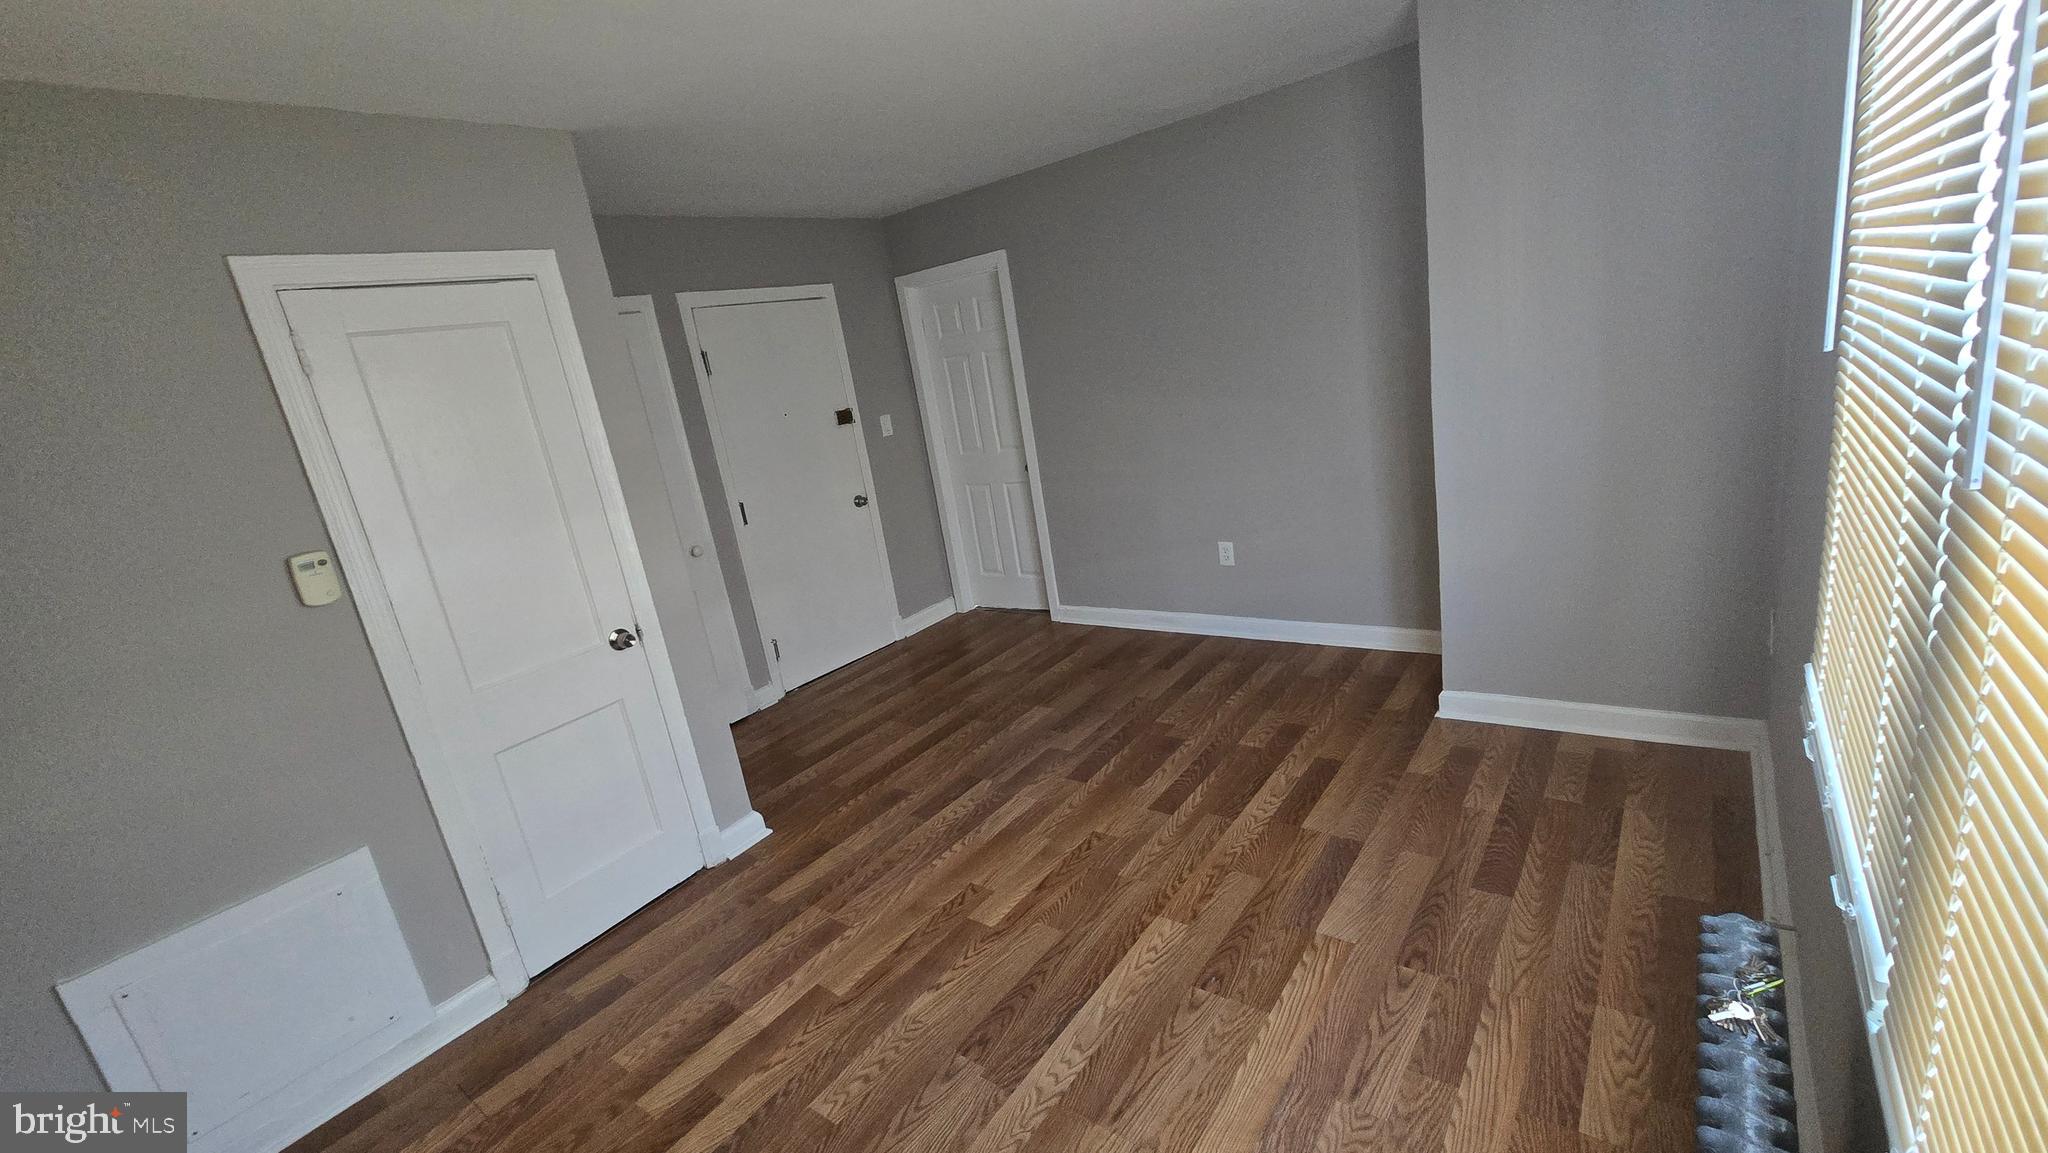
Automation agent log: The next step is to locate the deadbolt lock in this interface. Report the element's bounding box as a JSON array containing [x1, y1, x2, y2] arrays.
[[853, 494, 870, 508]]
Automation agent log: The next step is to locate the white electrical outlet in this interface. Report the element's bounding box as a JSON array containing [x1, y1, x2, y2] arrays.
[[879, 413, 895, 437], [1218, 541, 1235, 566]]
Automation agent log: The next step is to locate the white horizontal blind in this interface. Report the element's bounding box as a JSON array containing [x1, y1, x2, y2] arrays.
[[1812, 0, 2048, 1149], [1919, 4, 2048, 1146]]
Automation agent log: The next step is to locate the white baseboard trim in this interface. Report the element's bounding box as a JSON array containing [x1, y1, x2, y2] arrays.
[[1778, 924, 1826, 1153], [1746, 726, 1793, 928], [749, 682, 785, 714], [898, 596, 958, 638], [1434, 689, 1761, 750], [715, 810, 772, 861], [237, 977, 503, 1153], [1052, 604, 1442, 653]]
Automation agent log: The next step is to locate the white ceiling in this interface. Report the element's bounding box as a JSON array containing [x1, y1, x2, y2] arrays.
[[0, 0, 1416, 217]]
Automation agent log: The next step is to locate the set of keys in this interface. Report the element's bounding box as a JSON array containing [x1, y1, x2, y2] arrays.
[[1705, 955, 1784, 1045]]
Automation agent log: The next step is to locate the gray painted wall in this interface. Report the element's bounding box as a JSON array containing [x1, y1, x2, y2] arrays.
[[1417, 0, 1813, 718], [592, 215, 953, 687], [1, 82, 752, 1089], [1756, 2, 1894, 1148], [1417, 0, 1879, 1147], [883, 48, 1439, 630]]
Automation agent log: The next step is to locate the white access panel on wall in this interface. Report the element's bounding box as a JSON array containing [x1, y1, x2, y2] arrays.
[[57, 849, 432, 1151]]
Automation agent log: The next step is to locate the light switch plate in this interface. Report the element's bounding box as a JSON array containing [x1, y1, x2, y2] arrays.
[[879, 413, 895, 437], [287, 550, 342, 606]]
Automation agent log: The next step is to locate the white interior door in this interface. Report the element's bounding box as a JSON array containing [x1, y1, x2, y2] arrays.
[[283, 279, 706, 974], [615, 298, 753, 723], [908, 268, 1048, 609], [684, 293, 898, 690]]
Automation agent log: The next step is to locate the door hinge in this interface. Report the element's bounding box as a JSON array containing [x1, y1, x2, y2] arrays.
[[771, 638, 781, 661], [700, 348, 712, 375], [738, 500, 749, 526], [290, 333, 315, 379]]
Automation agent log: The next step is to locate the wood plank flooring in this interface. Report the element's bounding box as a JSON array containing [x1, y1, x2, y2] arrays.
[[295, 609, 1762, 1153]]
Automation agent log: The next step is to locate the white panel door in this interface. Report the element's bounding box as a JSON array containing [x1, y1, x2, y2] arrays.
[[282, 280, 706, 973], [615, 299, 753, 722], [914, 269, 1046, 609], [688, 296, 898, 690]]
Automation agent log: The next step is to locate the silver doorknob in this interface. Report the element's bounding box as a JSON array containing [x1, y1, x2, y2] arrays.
[[853, 494, 869, 508], [608, 627, 639, 651]]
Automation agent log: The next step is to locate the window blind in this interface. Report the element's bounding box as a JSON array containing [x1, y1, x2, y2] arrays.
[[1810, 0, 2048, 1150]]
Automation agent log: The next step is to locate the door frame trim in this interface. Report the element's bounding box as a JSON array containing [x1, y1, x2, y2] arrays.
[[674, 283, 900, 694], [615, 295, 754, 723], [894, 251, 1059, 613], [229, 250, 730, 1002]]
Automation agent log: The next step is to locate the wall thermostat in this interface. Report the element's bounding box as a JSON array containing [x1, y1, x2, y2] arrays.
[[287, 550, 343, 606]]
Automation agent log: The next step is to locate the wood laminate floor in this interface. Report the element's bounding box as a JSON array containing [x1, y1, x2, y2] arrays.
[[296, 609, 1763, 1153]]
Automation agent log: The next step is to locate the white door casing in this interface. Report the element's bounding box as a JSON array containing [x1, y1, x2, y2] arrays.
[[615, 297, 754, 723], [230, 251, 724, 994], [897, 251, 1058, 613], [678, 286, 899, 691]]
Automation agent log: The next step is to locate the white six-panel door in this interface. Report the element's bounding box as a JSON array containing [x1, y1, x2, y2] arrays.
[[906, 266, 1048, 610], [682, 292, 899, 691], [614, 298, 754, 723], [283, 279, 706, 973]]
